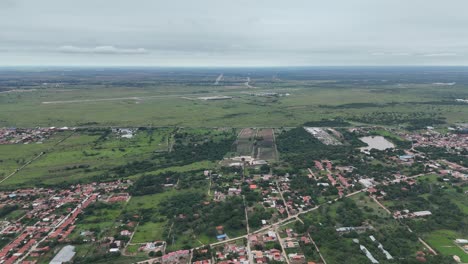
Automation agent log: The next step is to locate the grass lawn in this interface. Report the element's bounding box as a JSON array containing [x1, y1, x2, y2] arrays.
[[126, 189, 179, 210], [131, 221, 167, 243], [425, 230, 468, 263], [351, 192, 390, 217]]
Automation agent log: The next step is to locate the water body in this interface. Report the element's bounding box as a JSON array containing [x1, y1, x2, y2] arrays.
[[359, 136, 395, 152]]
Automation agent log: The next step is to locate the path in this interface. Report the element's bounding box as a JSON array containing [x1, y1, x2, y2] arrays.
[[370, 195, 391, 215], [308, 233, 327, 264], [243, 195, 254, 264], [272, 128, 279, 161], [0, 131, 74, 185], [200, 188, 365, 250], [367, 182, 438, 256], [276, 227, 291, 264], [276, 181, 291, 218]]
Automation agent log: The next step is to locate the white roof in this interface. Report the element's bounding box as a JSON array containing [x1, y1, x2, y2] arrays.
[[50, 245, 76, 264]]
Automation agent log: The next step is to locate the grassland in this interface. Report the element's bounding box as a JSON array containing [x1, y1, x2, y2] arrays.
[[0, 131, 72, 179], [1, 68, 468, 128], [0, 128, 171, 189], [425, 230, 468, 263]]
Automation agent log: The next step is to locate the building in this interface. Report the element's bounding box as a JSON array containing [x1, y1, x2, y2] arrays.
[[50, 245, 76, 264]]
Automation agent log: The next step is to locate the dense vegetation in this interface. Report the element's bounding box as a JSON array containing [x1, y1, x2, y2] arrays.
[[158, 192, 246, 247], [276, 127, 359, 168], [416, 146, 468, 166], [303, 118, 350, 127], [349, 112, 446, 130], [111, 132, 235, 177]]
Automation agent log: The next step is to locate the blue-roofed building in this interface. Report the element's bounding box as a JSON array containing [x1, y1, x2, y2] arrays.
[[399, 155, 414, 161], [216, 234, 227, 240]]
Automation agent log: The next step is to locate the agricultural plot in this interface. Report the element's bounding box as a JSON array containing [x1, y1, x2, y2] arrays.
[[234, 128, 278, 161], [236, 128, 256, 156], [254, 128, 278, 161]]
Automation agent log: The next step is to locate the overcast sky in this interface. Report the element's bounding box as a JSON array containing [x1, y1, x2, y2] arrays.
[[1, 0, 468, 66]]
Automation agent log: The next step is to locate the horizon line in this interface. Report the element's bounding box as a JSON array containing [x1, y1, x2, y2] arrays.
[[1, 65, 468, 69]]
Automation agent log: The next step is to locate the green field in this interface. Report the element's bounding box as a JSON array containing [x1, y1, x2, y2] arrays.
[[425, 230, 468, 263], [131, 222, 166, 243], [0, 128, 171, 188], [0, 131, 72, 179], [1, 76, 468, 129]]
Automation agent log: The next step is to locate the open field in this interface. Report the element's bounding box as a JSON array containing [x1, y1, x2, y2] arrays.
[[0, 128, 171, 189], [1, 68, 468, 128], [0, 131, 72, 179], [425, 230, 468, 263]]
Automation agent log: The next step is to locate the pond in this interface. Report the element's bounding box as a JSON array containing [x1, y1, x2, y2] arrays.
[[359, 136, 395, 152]]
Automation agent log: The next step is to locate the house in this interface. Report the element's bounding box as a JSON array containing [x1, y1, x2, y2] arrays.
[[412, 211, 432, 217], [217, 234, 227, 241], [120, 230, 132, 236]]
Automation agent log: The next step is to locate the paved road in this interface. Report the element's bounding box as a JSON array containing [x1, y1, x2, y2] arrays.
[[15, 193, 96, 264]]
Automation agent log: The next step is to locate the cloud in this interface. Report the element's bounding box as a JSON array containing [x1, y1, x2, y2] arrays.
[[58, 45, 149, 54], [371, 52, 412, 56], [1, 0, 468, 65], [422, 53, 457, 57]]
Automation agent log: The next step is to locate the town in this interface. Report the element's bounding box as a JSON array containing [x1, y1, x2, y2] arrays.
[[0, 124, 466, 264]]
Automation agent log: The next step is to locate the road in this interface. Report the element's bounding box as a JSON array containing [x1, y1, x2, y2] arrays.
[[308, 233, 327, 264], [15, 193, 96, 264], [368, 182, 438, 256], [276, 227, 291, 264], [244, 77, 254, 88], [136, 173, 428, 263], [214, 74, 223, 85], [243, 195, 254, 264], [201, 188, 365, 250], [276, 181, 291, 217]]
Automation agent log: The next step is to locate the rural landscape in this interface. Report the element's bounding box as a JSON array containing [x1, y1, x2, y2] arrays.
[[0, 67, 467, 264]]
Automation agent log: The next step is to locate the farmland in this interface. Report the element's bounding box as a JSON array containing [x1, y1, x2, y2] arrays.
[[235, 128, 278, 161]]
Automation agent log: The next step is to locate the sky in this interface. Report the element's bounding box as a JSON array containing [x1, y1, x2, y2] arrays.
[[1, 0, 468, 66]]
